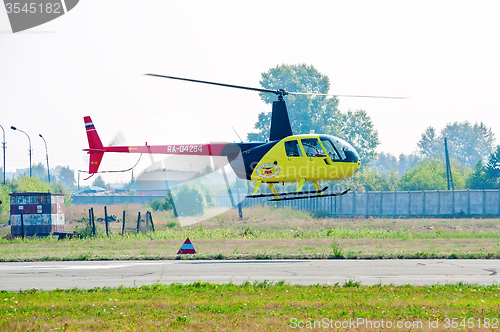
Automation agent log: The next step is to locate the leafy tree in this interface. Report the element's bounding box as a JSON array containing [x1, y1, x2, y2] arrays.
[[355, 168, 398, 191], [398, 158, 467, 191], [486, 145, 500, 180], [16, 176, 51, 192], [467, 145, 500, 189], [340, 110, 379, 165], [368, 152, 398, 173], [416, 126, 437, 155], [0, 184, 11, 215], [397, 153, 421, 176], [92, 175, 107, 189], [32, 163, 48, 182], [248, 64, 380, 164], [417, 121, 495, 167], [330, 177, 365, 192], [249, 64, 342, 141], [466, 161, 493, 189], [58, 166, 76, 189]]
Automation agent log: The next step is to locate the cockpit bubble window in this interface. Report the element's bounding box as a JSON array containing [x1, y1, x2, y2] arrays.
[[322, 135, 359, 163], [284, 140, 303, 157], [320, 138, 341, 161], [302, 138, 326, 157]]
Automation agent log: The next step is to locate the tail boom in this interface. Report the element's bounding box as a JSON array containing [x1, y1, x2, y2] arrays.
[[83, 116, 238, 175]]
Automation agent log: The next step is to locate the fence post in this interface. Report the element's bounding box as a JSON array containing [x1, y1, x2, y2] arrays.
[[88, 209, 92, 228], [452, 190, 455, 216], [437, 191, 441, 215], [380, 192, 383, 217], [365, 192, 369, 218], [422, 191, 426, 215], [497, 190, 500, 215], [339, 193, 343, 217], [146, 211, 149, 232], [352, 192, 356, 217], [407, 192, 411, 216], [91, 207, 96, 237], [236, 184, 243, 219], [121, 211, 126, 236], [136, 212, 141, 233], [467, 190, 471, 215], [104, 206, 109, 237], [393, 192, 397, 217], [483, 190, 486, 215], [149, 211, 155, 232]]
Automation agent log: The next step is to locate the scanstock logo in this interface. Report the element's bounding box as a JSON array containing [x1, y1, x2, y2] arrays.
[[3, 0, 79, 33]]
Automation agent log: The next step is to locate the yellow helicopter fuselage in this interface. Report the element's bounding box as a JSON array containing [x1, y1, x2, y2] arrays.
[[249, 134, 361, 184]]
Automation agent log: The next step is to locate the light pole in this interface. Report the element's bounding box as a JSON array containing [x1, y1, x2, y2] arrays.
[[39, 134, 50, 182], [0, 125, 5, 184], [11, 126, 32, 177]]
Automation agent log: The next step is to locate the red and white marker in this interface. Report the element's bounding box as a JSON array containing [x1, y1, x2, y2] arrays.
[[177, 237, 196, 254]]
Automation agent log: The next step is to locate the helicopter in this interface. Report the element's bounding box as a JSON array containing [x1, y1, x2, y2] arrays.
[[83, 74, 401, 201]]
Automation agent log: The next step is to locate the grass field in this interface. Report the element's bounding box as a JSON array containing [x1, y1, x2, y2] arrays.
[[0, 204, 499, 261], [1, 281, 499, 331]]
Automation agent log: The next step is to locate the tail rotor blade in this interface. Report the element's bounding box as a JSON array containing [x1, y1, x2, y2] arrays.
[[108, 131, 127, 147]]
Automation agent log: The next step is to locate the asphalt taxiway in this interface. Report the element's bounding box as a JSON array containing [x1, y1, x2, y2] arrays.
[[1, 259, 499, 291]]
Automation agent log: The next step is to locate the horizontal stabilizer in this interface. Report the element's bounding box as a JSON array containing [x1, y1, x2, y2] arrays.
[[89, 151, 104, 174]]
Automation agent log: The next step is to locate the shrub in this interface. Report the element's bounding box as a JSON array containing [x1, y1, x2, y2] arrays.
[[149, 191, 175, 212], [173, 184, 205, 216], [74, 222, 93, 238]]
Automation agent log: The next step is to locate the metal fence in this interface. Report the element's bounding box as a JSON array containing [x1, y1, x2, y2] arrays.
[[215, 190, 500, 218], [72, 195, 164, 206]]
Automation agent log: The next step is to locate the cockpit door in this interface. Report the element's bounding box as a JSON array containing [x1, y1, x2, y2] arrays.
[[282, 139, 306, 180], [302, 137, 335, 165]]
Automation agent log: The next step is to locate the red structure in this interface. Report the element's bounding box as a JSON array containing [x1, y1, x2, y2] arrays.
[[10, 192, 65, 236]]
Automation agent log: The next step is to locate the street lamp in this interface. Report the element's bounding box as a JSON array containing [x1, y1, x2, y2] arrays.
[[0, 125, 5, 184], [11, 126, 32, 177], [39, 134, 50, 182]]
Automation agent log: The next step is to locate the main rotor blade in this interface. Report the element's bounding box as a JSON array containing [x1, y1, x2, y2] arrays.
[[145, 74, 279, 95], [146, 73, 408, 99], [289, 91, 408, 99]]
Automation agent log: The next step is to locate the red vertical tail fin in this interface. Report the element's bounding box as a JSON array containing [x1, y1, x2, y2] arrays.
[[84, 116, 105, 174]]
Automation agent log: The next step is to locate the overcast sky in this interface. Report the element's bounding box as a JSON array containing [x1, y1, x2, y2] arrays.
[[1, 1, 499, 186]]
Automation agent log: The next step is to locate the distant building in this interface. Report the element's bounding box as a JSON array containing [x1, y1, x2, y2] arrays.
[[72, 186, 107, 195]]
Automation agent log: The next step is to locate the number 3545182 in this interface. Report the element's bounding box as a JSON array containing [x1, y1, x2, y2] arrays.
[[5, 2, 62, 14], [444, 318, 498, 329]]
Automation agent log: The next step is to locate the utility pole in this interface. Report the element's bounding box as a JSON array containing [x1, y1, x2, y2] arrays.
[[11, 126, 32, 177], [0, 125, 5, 184], [39, 134, 50, 182], [444, 137, 454, 190]]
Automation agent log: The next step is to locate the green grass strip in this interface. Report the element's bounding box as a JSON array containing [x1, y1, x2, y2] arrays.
[[1, 281, 499, 331]]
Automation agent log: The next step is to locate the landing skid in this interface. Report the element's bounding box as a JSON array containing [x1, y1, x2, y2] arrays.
[[268, 189, 350, 201], [246, 186, 329, 198], [246, 187, 350, 201]]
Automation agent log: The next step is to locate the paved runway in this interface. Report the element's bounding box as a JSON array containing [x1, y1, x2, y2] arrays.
[[1, 259, 499, 291]]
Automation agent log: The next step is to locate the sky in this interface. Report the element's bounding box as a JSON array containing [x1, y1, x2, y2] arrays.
[[1, 1, 499, 186]]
